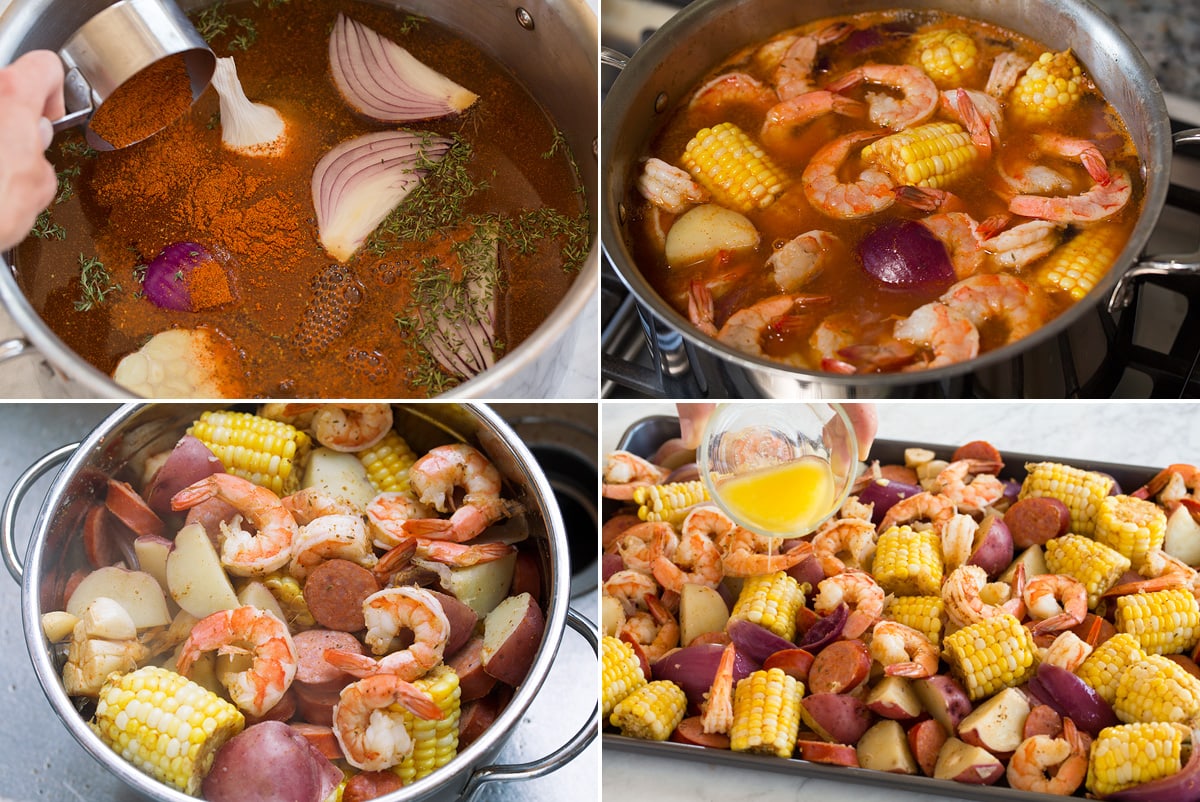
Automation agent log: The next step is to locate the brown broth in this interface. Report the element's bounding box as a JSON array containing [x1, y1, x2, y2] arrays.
[[20, 0, 586, 397]]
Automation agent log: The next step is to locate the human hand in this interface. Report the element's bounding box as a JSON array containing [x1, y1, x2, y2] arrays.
[[0, 51, 66, 251]]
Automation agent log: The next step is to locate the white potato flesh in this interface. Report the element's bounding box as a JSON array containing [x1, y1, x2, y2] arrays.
[[664, 204, 760, 267], [167, 523, 241, 618], [66, 566, 171, 629], [302, 448, 376, 512]]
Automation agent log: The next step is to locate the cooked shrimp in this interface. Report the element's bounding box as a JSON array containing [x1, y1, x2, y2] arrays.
[[365, 492, 436, 549], [826, 63, 939, 130], [893, 302, 981, 370], [619, 593, 680, 661], [773, 22, 854, 99], [1023, 574, 1088, 634], [839, 495, 875, 522], [687, 279, 719, 338], [1009, 167, 1132, 223], [920, 213, 988, 278], [760, 90, 865, 155], [1040, 630, 1093, 673], [719, 526, 813, 577], [941, 513, 978, 571], [811, 517, 876, 576], [1104, 549, 1199, 598], [940, 274, 1046, 345], [879, 490, 956, 533], [333, 674, 443, 771], [1006, 718, 1088, 795], [282, 486, 362, 525], [636, 157, 710, 215], [404, 444, 520, 542], [603, 451, 669, 500], [604, 569, 660, 614], [652, 530, 725, 592], [289, 514, 377, 580], [939, 88, 1001, 154], [711, 293, 832, 362], [324, 587, 450, 682], [288, 403, 392, 452], [870, 620, 939, 678], [985, 52, 1031, 98], [811, 313, 918, 373], [802, 131, 895, 219], [171, 473, 298, 577], [701, 642, 737, 734], [610, 521, 677, 574], [814, 570, 885, 639], [942, 564, 1024, 627], [938, 459, 1005, 512], [176, 606, 298, 717], [1140, 463, 1200, 504], [983, 220, 1064, 269], [766, 229, 842, 292], [412, 538, 515, 567], [687, 72, 778, 117], [894, 185, 966, 214]]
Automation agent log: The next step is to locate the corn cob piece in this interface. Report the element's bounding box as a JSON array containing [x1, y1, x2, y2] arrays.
[[358, 430, 417, 493], [942, 613, 1036, 700], [911, 30, 978, 88], [1087, 721, 1186, 797], [1076, 632, 1147, 705], [1019, 461, 1114, 536], [1043, 534, 1131, 608], [393, 666, 460, 784], [602, 635, 646, 718], [91, 666, 245, 795], [610, 680, 687, 741], [1092, 493, 1167, 569], [730, 571, 804, 641], [1010, 50, 1085, 124], [633, 481, 708, 526], [188, 410, 311, 496], [729, 668, 803, 758], [1036, 223, 1124, 302], [884, 595, 945, 647], [860, 122, 981, 189], [1114, 587, 1200, 655], [680, 122, 789, 213], [1113, 653, 1200, 724], [873, 525, 943, 596], [262, 571, 316, 628]]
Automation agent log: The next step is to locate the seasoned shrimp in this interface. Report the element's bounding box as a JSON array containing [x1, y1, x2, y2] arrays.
[[942, 564, 1025, 627], [636, 157, 710, 215], [324, 587, 450, 681], [366, 491, 436, 549], [939, 88, 1001, 154], [288, 403, 393, 452], [760, 90, 865, 156], [701, 642, 737, 735], [919, 213, 988, 278], [610, 521, 677, 574], [171, 473, 298, 577], [404, 444, 521, 542], [811, 313, 917, 374], [687, 72, 778, 117], [619, 593, 680, 661], [176, 606, 298, 717], [985, 52, 1031, 98], [603, 451, 669, 500], [893, 302, 981, 370], [1023, 573, 1088, 634], [332, 674, 443, 771], [937, 459, 1005, 511], [814, 570, 885, 639], [802, 131, 895, 219], [983, 220, 1064, 269], [1009, 167, 1132, 223], [811, 518, 877, 576], [719, 526, 813, 577], [870, 620, 939, 678], [282, 487, 362, 525], [704, 293, 832, 362], [766, 229, 843, 292], [773, 22, 854, 99], [604, 569, 660, 614], [652, 528, 725, 592], [941, 513, 978, 572], [289, 514, 377, 580], [940, 274, 1046, 345], [894, 185, 966, 214], [879, 490, 956, 532], [1040, 630, 1093, 673], [826, 63, 939, 130], [1006, 718, 1088, 795]]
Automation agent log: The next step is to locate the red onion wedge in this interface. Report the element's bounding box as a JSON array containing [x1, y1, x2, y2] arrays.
[[141, 242, 234, 312], [416, 223, 500, 380], [330, 13, 479, 122], [311, 130, 452, 262]]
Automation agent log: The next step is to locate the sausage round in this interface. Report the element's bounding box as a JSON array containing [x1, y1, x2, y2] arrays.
[[304, 559, 379, 632], [671, 716, 731, 749], [341, 770, 405, 802], [105, 479, 165, 537], [288, 723, 343, 761], [1005, 497, 1071, 548], [952, 440, 1004, 468], [293, 629, 362, 686], [807, 639, 871, 694], [83, 504, 132, 569]]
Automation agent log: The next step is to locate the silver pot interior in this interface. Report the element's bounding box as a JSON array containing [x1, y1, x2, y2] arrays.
[[21, 402, 570, 801], [602, 0, 1171, 394], [0, 0, 598, 398]]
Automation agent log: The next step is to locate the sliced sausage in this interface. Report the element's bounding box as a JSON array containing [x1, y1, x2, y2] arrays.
[[105, 479, 165, 537], [459, 696, 500, 749], [294, 687, 338, 727], [304, 559, 379, 632], [244, 687, 297, 726], [83, 504, 134, 569], [293, 629, 362, 686], [1004, 496, 1071, 548], [341, 770, 405, 802], [952, 440, 1004, 469], [446, 636, 498, 702], [763, 648, 816, 683], [288, 723, 343, 761], [671, 716, 731, 749], [807, 639, 871, 694], [1022, 704, 1063, 740]]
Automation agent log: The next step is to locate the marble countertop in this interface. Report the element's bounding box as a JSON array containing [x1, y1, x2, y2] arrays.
[[601, 400, 1200, 802]]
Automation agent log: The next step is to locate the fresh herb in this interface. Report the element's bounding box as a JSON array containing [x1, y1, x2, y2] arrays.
[[251, 0, 289, 7], [497, 208, 589, 273], [133, 262, 147, 284], [60, 138, 97, 159], [30, 211, 66, 240], [541, 128, 569, 159], [230, 18, 257, 51], [55, 165, 81, 205], [195, 3, 233, 41], [397, 14, 425, 35], [206, 112, 221, 130], [75, 254, 122, 311]]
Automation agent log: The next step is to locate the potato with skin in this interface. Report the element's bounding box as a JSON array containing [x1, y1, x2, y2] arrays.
[[166, 523, 241, 619], [448, 552, 517, 617], [913, 674, 973, 734], [957, 686, 1030, 758], [679, 583, 729, 646], [933, 737, 1005, 785], [66, 566, 171, 629], [866, 676, 923, 720], [858, 720, 919, 774], [481, 592, 544, 686], [664, 204, 760, 267]]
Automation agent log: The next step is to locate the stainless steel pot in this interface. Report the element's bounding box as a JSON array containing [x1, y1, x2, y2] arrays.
[[0, 0, 598, 398], [0, 403, 598, 801], [602, 0, 1200, 397]]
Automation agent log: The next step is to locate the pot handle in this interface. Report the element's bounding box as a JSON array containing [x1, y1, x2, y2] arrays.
[[2, 443, 78, 583], [459, 607, 599, 798], [1108, 127, 1200, 312], [0, 337, 34, 365], [601, 46, 629, 71]]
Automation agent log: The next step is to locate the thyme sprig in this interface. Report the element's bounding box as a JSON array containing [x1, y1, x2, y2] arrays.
[[194, 3, 257, 50], [75, 254, 121, 311], [397, 14, 425, 35], [31, 211, 65, 240]]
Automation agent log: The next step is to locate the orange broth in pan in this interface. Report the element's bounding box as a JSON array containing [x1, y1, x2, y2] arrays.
[[19, 0, 586, 397], [627, 10, 1142, 372]]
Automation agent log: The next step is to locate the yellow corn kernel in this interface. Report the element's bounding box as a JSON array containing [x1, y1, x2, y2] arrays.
[[633, 481, 708, 526], [912, 29, 978, 88], [861, 122, 981, 189], [942, 613, 1036, 700], [602, 636, 646, 718], [393, 666, 460, 784], [1076, 632, 1146, 705], [1114, 587, 1200, 655], [884, 595, 945, 647], [730, 571, 804, 641], [729, 668, 803, 758], [681, 122, 789, 213], [610, 680, 687, 741], [1037, 223, 1125, 302], [1043, 534, 1131, 608], [358, 430, 417, 493], [1019, 461, 1114, 537], [873, 525, 943, 596], [188, 410, 311, 495], [1087, 722, 1186, 797], [1011, 50, 1086, 124], [1113, 653, 1200, 725]]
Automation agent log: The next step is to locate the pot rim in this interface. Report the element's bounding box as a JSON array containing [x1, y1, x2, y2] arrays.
[[601, 0, 1172, 390], [18, 402, 572, 801]]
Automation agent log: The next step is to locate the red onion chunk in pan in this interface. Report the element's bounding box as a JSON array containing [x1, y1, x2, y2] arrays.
[[858, 220, 955, 289], [329, 14, 478, 122], [417, 223, 500, 380], [141, 242, 234, 312]]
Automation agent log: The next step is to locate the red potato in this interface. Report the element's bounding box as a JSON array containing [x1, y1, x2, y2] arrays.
[[932, 737, 1005, 785], [601, 553, 624, 582], [763, 648, 815, 683], [459, 695, 501, 749], [807, 639, 871, 694], [481, 592, 544, 686], [288, 723, 343, 761], [510, 550, 543, 604], [907, 718, 947, 777], [447, 636, 499, 701], [304, 559, 379, 632], [203, 721, 342, 802], [106, 479, 166, 537], [341, 770, 406, 802], [144, 434, 224, 517], [856, 720, 918, 774], [956, 686, 1029, 758], [967, 515, 1013, 579], [679, 583, 730, 646], [1005, 497, 1071, 548], [428, 590, 479, 658], [133, 534, 173, 590], [185, 498, 240, 544], [602, 514, 642, 549], [865, 676, 923, 720], [913, 674, 973, 734], [795, 739, 859, 767], [1022, 704, 1063, 740], [800, 693, 872, 745]]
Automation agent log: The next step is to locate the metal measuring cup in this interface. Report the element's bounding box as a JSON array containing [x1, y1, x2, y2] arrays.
[[52, 0, 215, 150]]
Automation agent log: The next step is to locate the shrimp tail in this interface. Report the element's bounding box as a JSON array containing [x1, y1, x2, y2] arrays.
[[324, 648, 381, 678]]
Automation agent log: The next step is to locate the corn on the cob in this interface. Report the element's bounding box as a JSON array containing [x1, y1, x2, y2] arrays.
[[188, 410, 311, 496], [942, 613, 1036, 700], [680, 122, 789, 213], [1093, 494, 1167, 568], [633, 481, 708, 526], [860, 122, 981, 189], [602, 635, 646, 718], [393, 666, 460, 784], [91, 666, 245, 795], [1113, 653, 1200, 725], [358, 430, 417, 493], [262, 571, 316, 628], [884, 595, 945, 647], [1043, 534, 1131, 608], [1076, 632, 1147, 705], [730, 571, 804, 641], [911, 30, 978, 88], [1114, 587, 1200, 655], [1087, 721, 1186, 797], [1011, 50, 1086, 124], [1036, 223, 1124, 302], [610, 680, 687, 741], [1019, 461, 1114, 536], [729, 668, 803, 758], [873, 525, 944, 596]]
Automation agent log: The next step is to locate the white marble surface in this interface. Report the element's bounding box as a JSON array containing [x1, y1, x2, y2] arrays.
[[601, 400, 1200, 802]]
